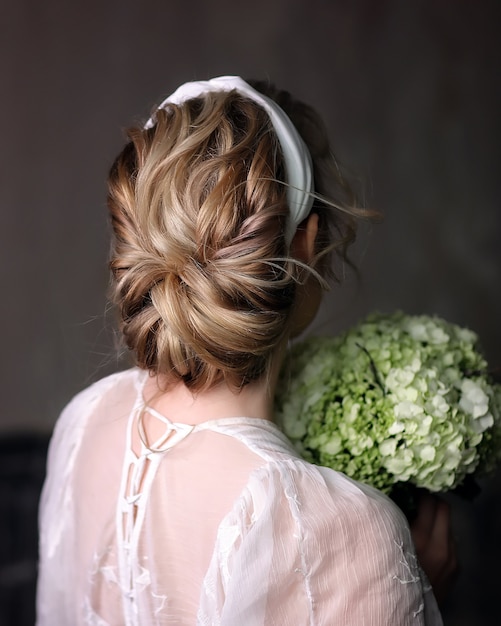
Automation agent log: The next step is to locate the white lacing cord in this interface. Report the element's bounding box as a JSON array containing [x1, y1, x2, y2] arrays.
[[136, 404, 195, 453]]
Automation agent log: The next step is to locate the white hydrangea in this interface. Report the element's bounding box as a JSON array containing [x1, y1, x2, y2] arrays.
[[275, 312, 501, 494]]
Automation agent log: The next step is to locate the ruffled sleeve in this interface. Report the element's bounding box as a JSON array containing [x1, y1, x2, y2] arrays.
[[37, 369, 140, 625], [199, 459, 442, 625]]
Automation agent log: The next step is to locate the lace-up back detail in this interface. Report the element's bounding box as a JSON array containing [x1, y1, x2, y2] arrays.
[[112, 398, 263, 624], [37, 368, 443, 625]]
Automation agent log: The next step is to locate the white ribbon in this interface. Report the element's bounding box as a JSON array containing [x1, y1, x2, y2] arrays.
[[145, 76, 314, 244]]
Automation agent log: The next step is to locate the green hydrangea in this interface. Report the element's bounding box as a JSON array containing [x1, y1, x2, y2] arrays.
[[275, 312, 501, 493]]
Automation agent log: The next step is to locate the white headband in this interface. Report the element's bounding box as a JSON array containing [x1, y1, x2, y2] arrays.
[[145, 76, 314, 245]]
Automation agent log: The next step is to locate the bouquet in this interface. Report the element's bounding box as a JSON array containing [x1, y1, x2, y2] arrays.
[[275, 312, 501, 501]]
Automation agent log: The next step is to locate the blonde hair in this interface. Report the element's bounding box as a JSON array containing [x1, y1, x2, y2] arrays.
[[107, 82, 363, 391]]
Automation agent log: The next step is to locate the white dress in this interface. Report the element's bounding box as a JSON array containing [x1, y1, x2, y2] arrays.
[[37, 368, 443, 625]]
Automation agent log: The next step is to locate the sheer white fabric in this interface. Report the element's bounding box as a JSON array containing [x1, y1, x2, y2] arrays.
[[37, 368, 443, 625]]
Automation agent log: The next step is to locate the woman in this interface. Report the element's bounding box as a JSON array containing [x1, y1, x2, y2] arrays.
[[37, 76, 444, 624]]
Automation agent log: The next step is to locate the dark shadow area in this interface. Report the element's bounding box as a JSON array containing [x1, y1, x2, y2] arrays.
[[0, 435, 49, 626]]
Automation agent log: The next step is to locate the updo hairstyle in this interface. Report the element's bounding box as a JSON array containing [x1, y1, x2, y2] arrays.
[[107, 81, 360, 391]]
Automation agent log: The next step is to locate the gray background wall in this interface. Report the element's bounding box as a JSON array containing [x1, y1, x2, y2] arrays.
[[1, 1, 500, 624]]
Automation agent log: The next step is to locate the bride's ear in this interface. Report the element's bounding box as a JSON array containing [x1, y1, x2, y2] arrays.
[[288, 212, 322, 338], [291, 212, 319, 263]]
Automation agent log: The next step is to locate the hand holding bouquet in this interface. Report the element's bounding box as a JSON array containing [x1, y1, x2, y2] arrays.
[[275, 312, 501, 497]]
